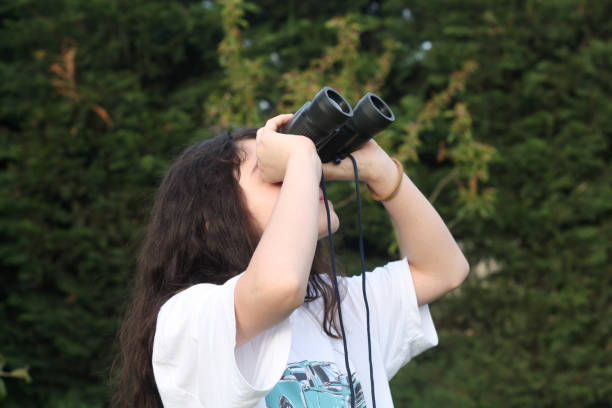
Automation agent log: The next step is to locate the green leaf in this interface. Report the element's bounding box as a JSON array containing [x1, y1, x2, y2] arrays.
[[9, 367, 32, 384]]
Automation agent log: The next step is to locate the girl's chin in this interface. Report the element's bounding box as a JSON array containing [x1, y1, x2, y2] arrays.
[[320, 198, 333, 206], [318, 217, 340, 240]]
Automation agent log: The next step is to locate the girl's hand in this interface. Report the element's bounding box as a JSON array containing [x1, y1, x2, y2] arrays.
[[256, 114, 321, 183], [321, 138, 396, 186]]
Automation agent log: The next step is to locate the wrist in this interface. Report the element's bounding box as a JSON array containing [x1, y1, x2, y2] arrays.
[[287, 141, 322, 178], [365, 155, 398, 194]]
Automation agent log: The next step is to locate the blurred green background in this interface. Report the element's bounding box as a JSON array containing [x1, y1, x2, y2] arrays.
[[1, 0, 611, 406]]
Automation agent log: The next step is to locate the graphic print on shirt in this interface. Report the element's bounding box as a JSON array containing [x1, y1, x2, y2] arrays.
[[264, 360, 366, 408]]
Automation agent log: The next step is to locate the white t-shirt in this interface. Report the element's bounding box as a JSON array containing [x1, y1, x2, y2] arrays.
[[152, 257, 439, 408]]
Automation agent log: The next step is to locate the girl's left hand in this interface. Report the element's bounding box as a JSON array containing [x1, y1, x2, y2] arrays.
[[321, 139, 396, 186]]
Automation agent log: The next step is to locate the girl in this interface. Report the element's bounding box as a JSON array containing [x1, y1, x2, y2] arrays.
[[112, 114, 470, 408]]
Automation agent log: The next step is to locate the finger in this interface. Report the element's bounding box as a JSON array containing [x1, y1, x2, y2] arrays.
[[350, 139, 380, 158], [264, 113, 294, 132], [322, 158, 354, 181]]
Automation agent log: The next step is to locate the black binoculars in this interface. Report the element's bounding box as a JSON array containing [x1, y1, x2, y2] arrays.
[[279, 86, 395, 163]]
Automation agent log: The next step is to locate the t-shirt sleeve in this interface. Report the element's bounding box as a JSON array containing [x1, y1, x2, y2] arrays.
[[344, 257, 439, 380], [152, 273, 292, 407]]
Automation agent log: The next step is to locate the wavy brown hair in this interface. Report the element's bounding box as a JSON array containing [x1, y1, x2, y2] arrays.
[[109, 127, 346, 408]]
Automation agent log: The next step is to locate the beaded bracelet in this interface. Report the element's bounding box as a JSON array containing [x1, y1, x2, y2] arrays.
[[366, 157, 404, 202]]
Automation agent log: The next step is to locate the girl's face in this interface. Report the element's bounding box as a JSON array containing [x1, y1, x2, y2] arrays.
[[237, 138, 340, 239]]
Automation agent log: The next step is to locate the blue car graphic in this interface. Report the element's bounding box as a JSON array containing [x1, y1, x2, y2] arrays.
[[265, 360, 367, 408]]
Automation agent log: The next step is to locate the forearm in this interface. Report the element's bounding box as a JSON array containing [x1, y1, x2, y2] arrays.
[[370, 159, 470, 287], [247, 146, 321, 300]]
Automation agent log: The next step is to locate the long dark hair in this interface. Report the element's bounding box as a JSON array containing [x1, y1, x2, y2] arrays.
[[109, 127, 346, 408]]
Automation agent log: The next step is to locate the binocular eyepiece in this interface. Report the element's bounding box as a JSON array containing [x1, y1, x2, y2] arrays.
[[279, 86, 395, 163]]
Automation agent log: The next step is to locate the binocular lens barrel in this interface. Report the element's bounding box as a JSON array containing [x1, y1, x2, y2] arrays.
[[318, 92, 395, 163], [279, 87, 353, 147], [279, 87, 395, 163]]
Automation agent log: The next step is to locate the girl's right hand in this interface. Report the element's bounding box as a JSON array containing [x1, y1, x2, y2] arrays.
[[256, 114, 321, 183]]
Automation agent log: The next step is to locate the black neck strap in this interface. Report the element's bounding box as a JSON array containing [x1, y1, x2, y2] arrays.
[[320, 152, 376, 408]]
